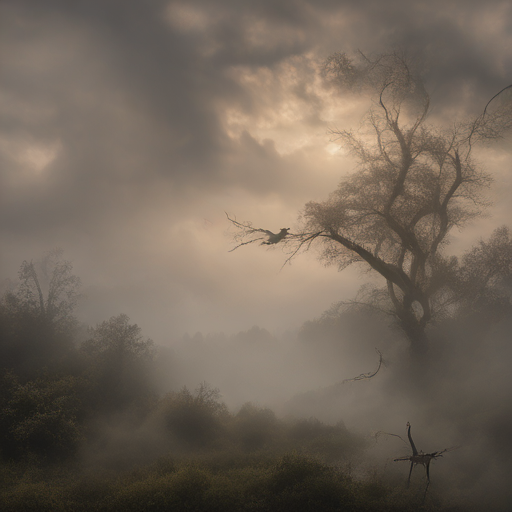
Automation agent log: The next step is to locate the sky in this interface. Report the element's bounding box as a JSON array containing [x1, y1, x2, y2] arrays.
[[2, 0, 512, 343]]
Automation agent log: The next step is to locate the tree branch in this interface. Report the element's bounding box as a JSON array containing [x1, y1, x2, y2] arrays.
[[328, 230, 413, 293], [342, 349, 384, 383]]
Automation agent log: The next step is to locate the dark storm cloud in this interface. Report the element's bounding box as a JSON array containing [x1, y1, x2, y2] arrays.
[[1, 0, 511, 335]]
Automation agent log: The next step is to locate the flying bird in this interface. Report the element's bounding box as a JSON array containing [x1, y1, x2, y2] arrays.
[[261, 228, 290, 245]]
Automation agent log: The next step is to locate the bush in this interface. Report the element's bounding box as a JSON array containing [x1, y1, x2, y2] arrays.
[[157, 383, 229, 449], [80, 314, 156, 416], [288, 418, 366, 462], [269, 453, 331, 493], [265, 453, 355, 512], [1, 481, 67, 512], [0, 372, 82, 461], [233, 403, 279, 451], [106, 467, 211, 512]]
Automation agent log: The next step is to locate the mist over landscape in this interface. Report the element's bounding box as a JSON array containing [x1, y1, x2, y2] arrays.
[[2, 1, 512, 510]]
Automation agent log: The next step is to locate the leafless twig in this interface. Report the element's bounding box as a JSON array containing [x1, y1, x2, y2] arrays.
[[343, 349, 384, 383]]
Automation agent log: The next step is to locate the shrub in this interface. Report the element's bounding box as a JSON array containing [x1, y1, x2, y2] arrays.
[[233, 403, 280, 451], [0, 372, 82, 461], [1, 481, 67, 512], [158, 383, 229, 449], [267, 453, 355, 512], [106, 466, 211, 512]]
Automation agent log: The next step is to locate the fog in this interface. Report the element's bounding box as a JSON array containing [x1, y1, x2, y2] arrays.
[[2, 0, 512, 339], [2, 0, 512, 510]]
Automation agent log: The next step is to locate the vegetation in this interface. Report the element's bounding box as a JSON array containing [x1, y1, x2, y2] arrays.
[[228, 51, 512, 355], [0, 253, 393, 511], [2, 244, 510, 509], [1, 451, 478, 512]]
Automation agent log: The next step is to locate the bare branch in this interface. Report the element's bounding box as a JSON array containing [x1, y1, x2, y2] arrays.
[[342, 349, 384, 383], [373, 430, 408, 446], [227, 51, 509, 352], [281, 231, 325, 267], [226, 212, 291, 251], [228, 237, 267, 252], [483, 83, 512, 117], [465, 83, 512, 156]]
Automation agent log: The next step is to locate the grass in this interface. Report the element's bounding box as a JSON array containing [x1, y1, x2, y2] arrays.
[[0, 451, 473, 512]]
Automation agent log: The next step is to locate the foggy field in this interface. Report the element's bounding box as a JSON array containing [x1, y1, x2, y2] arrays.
[[2, 0, 512, 510], [2, 262, 512, 510]]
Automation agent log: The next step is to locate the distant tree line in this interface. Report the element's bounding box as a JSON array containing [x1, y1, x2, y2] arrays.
[[0, 252, 363, 465]]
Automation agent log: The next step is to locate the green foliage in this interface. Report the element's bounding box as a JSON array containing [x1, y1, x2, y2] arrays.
[[0, 294, 77, 380], [233, 403, 279, 451], [0, 371, 19, 457], [16, 250, 81, 328], [288, 418, 366, 463], [66, 473, 117, 512], [0, 371, 82, 461], [0, 259, 160, 463], [0, 251, 81, 379], [269, 453, 330, 493], [455, 226, 512, 322], [80, 314, 156, 415], [104, 467, 212, 512], [1, 481, 68, 512], [2, 453, 449, 512], [82, 314, 154, 359], [157, 383, 229, 449]]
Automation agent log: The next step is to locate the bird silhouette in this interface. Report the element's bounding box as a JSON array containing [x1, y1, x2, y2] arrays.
[[261, 228, 290, 245]]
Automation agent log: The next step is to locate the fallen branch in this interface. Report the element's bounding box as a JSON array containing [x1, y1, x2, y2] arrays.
[[392, 422, 460, 498]]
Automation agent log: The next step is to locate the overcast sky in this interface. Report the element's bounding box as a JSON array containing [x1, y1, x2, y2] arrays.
[[2, 0, 511, 342]]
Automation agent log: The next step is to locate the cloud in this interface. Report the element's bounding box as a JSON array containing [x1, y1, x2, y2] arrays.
[[1, 0, 511, 338]]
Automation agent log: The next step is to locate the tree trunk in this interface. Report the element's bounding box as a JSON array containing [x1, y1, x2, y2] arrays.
[[404, 323, 428, 354]]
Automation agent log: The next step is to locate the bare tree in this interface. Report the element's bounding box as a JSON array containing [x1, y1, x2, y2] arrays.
[[228, 51, 512, 354], [393, 422, 458, 498], [16, 249, 81, 327], [0, 250, 82, 375]]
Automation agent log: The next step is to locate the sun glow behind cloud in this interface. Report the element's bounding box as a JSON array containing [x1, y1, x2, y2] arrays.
[[2, 0, 512, 342], [223, 54, 366, 157]]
